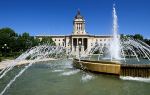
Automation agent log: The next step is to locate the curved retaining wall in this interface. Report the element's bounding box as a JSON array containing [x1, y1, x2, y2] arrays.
[[73, 59, 150, 78], [120, 64, 150, 78], [73, 59, 121, 75]]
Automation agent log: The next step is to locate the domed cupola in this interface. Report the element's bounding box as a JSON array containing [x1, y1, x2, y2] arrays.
[[73, 10, 86, 35], [75, 10, 84, 20]]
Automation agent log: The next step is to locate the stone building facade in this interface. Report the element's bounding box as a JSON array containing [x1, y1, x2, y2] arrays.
[[36, 10, 111, 55]]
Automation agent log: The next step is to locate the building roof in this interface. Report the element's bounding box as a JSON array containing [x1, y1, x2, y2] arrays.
[[36, 35, 69, 38], [36, 34, 112, 38], [74, 10, 84, 19]]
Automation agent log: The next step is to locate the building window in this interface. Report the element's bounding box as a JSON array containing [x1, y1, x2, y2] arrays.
[[55, 39, 56, 41], [104, 39, 106, 41], [100, 39, 102, 41], [59, 39, 60, 41], [63, 39, 64, 41], [91, 43, 93, 46]]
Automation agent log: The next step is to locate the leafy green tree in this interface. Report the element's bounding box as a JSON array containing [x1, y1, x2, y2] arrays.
[[32, 38, 40, 46], [0, 28, 42, 57], [133, 34, 143, 40], [0, 27, 17, 55], [144, 39, 150, 45], [40, 37, 56, 45], [16, 32, 34, 51], [22, 32, 30, 39]]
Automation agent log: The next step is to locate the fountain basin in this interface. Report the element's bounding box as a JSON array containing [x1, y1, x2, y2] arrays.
[[73, 59, 150, 78], [73, 59, 121, 75]]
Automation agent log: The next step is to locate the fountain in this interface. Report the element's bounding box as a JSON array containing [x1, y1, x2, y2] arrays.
[[73, 4, 150, 79], [87, 4, 150, 62], [0, 45, 69, 95], [110, 4, 121, 60], [0, 3, 150, 95]]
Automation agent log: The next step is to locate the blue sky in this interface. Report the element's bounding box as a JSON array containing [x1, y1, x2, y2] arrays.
[[0, 0, 150, 38]]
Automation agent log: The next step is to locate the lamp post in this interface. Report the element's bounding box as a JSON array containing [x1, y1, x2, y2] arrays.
[[2, 44, 9, 57], [78, 41, 82, 61]]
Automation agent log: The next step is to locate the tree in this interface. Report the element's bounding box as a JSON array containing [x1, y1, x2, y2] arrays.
[[40, 37, 56, 45], [22, 32, 30, 39], [0, 27, 45, 57], [133, 34, 143, 40], [16, 32, 34, 51], [144, 39, 150, 45], [32, 38, 40, 46], [0, 27, 17, 54]]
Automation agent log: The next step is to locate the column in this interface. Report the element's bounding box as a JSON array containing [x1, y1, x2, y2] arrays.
[[74, 23, 75, 33], [72, 38, 74, 53], [83, 23, 85, 33], [82, 23, 83, 32], [76, 23, 77, 31], [74, 24, 76, 34], [76, 39, 79, 56], [76, 24, 78, 31], [82, 38, 84, 46], [77, 23, 79, 31], [78, 23, 79, 31], [81, 38, 84, 53], [80, 23, 81, 31], [77, 38, 78, 46], [81, 23, 82, 30]]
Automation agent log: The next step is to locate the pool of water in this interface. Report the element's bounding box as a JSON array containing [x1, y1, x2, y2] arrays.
[[0, 59, 150, 95]]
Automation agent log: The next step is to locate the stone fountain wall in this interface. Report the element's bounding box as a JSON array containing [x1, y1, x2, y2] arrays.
[[73, 59, 121, 75], [73, 59, 150, 78], [120, 64, 150, 78]]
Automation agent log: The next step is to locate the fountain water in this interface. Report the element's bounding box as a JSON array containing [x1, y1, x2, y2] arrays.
[[87, 4, 150, 63], [110, 4, 121, 60], [0, 3, 150, 95], [0, 45, 69, 95]]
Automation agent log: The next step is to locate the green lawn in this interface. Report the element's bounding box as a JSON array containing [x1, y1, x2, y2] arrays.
[[0, 56, 14, 62], [0, 51, 22, 62]]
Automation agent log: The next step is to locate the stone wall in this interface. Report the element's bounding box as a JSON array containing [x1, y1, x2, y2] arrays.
[[73, 59, 121, 75], [73, 59, 150, 78], [120, 64, 150, 78]]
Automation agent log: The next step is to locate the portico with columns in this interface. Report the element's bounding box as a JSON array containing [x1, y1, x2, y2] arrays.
[[71, 37, 88, 55]]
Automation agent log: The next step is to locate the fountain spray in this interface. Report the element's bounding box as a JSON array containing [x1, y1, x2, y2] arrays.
[[110, 3, 121, 60]]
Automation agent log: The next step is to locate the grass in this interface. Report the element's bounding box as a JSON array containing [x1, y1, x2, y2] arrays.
[[0, 52, 22, 62], [0, 56, 15, 62]]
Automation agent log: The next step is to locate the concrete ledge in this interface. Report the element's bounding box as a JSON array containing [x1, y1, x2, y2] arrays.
[[73, 59, 150, 78], [73, 59, 121, 75]]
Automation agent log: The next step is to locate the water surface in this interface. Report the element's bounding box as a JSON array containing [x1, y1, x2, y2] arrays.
[[0, 59, 149, 95]]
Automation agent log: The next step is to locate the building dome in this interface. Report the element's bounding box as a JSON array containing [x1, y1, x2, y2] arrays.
[[75, 10, 84, 19]]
